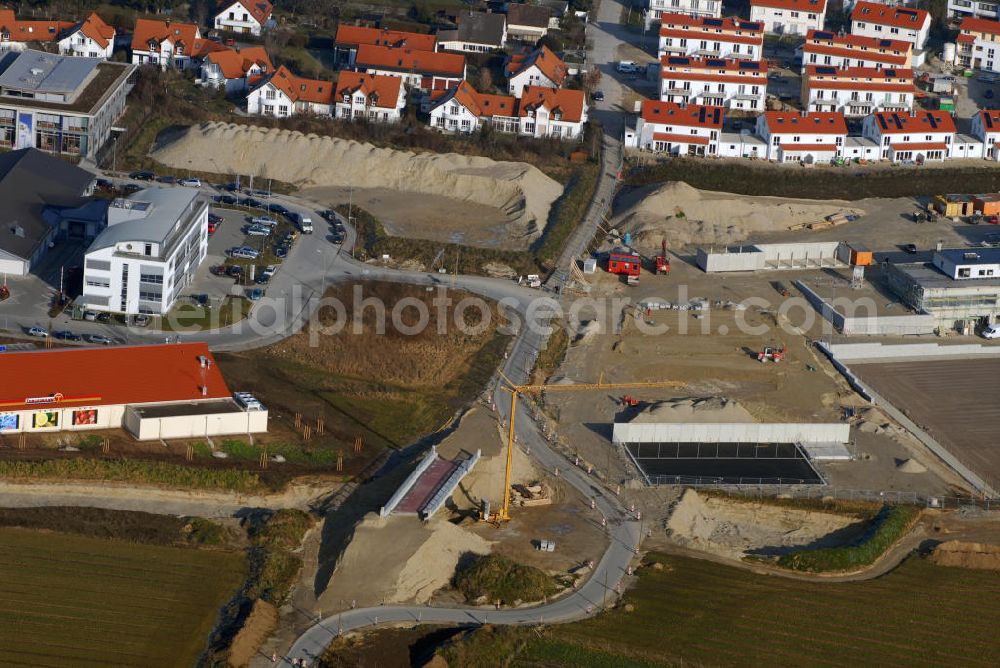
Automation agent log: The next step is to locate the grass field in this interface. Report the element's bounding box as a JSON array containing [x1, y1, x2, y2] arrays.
[[0, 527, 245, 667], [441, 552, 1000, 667]]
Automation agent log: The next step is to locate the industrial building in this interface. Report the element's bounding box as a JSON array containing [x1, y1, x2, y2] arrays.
[[0, 343, 267, 441]]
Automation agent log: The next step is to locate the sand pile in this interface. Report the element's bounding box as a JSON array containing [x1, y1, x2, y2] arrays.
[[152, 122, 562, 244], [614, 182, 865, 249], [666, 489, 859, 559], [929, 541, 1000, 570], [632, 397, 754, 424], [896, 458, 927, 473], [318, 513, 492, 609]]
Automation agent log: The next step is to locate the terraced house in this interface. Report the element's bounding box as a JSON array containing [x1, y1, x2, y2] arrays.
[[646, 0, 722, 29], [861, 110, 956, 163], [429, 80, 519, 133], [798, 30, 913, 72], [957, 16, 1000, 74], [247, 65, 334, 117], [657, 14, 764, 61], [851, 2, 930, 65], [335, 71, 406, 123], [802, 65, 915, 116], [0, 9, 72, 54], [755, 111, 848, 163], [333, 25, 437, 67], [749, 0, 826, 35], [660, 55, 768, 111], [633, 100, 723, 155]]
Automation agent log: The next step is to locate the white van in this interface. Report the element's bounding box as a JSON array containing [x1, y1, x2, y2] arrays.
[[982, 323, 1000, 339], [292, 212, 314, 233]]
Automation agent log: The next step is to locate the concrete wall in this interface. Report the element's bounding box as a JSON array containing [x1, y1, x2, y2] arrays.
[[126, 408, 268, 441], [612, 422, 851, 444], [698, 242, 846, 273], [796, 280, 937, 336], [697, 247, 765, 272], [826, 341, 1000, 362]]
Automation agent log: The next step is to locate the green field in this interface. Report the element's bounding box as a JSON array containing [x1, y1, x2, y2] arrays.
[[442, 552, 1000, 667], [0, 528, 245, 667]]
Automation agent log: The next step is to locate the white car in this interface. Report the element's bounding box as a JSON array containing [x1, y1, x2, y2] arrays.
[[88, 334, 115, 345], [983, 324, 1000, 339], [27, 326, 48, 338], [617, 60, 637, 73], [178, 177, 202, 187], [261, 264, 277, 279], [246, 225, 271, 236], [250, 216, 279, 226]]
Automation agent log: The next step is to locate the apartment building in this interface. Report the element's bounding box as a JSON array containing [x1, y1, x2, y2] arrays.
[[799, 30, 913, 71], [755, 110, 848, 162], [862, 110, 956, 163], [429, 80, 519, 133], [803, 65, 914, 116], [634, 99, 723, 155], [957, 16, 1000, 73], [947, 0, 999, 22], [971, 109, 1000, 159], [660, 55, 768, 111], [657, 14, 764, 61], [851, 2, 930, 65], [646, 0, 722, 29], [749, 0, 827, 35]]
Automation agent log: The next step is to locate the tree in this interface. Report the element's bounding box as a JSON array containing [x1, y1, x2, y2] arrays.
[[477, 67, 494, 93], [582, 66, 601, 91]]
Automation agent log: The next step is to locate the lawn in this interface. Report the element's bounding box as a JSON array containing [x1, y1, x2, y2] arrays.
[[0, 527, 245, 668]]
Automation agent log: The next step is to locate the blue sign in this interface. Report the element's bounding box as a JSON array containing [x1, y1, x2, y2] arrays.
[[0, 414, 18, 431]]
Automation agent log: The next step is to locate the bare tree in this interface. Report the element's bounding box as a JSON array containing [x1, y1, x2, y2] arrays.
[[476, 67, 494, 93]]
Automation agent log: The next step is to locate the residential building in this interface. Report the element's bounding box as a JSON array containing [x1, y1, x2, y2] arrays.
[[0, 148, 95, 276], [659, 55, 768, 111], [505, 45, 567, 97], [333, 25, 437, 67], [506, 4, 552, 42], [0, 9, 73, 54], [634, 99, 723, 155], [247, 65, 334, 117], [354, 45, 466, 92], [799, 29, 913, 72], [201, 46, 272, 93], [537, 0, 568, 28], [957, 16, 1000, 73], [802, 65, 914, 116], [646, 0, 723, 29], [947, 0, 999, 23], [657, 14, 764, 61], [0, 49, 135, 160], [0, 343, 267, 441], [429, 80, 519, 133], [749, 0, 826, 35], [755, 110, 848, 162], [214, 0, 274, 37], [862, 110, 956, 162], [851, 2, 930, 65], [130, 18, 224, 69], [81, 187, 208, 316], [518, 85, 587, 139], [57, 12, 115, 60], [971, 108, 1000, 159], [438, 11, 507, 52], [335, 71, 406, 123]]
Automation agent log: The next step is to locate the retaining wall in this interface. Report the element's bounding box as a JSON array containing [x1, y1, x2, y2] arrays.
[[612, 422, 850, 444]]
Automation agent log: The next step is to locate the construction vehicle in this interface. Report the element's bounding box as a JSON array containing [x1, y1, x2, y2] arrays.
[[655, 239, 670, 274], [484, 373, 686, 524], [621, 394, 639, 407], [757, 346, 787, 363]]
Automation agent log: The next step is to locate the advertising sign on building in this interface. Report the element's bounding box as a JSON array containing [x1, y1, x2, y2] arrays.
[[16, 112, 33, 149], [0, 414, 18, 431]]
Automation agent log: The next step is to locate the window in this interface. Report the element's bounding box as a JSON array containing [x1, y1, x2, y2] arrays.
[[86, 279, 110, 288], [139, 290, 162, 302], [265, 89, 276, 100], [279, 105, 289, 115], [144, 243, 152, 256], [140, 273, 163, 284]]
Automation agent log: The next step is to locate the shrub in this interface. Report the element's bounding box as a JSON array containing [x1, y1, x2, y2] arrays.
[[454, 554, 560, 605]]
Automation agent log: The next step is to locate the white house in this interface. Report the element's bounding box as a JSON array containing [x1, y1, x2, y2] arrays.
[[247, 65, 334, 117], [646, 0, 722, 30], [660, 55, 767, 112], [437, 11, 507, 53], [971, 109, 1000, 159], [57, 13, 115, 59], [862, 110, 956, 163], [957, 16, 1000, 74], [505, 45, 567, 97], [131, 18, 224, 69], [335, 71, 406, 123], [802, 65, 914, 116], [799, 29, 913, 72], [201, 46, 272, 93], [657, 14, 764, 61], [755, 111, 848, 163], [429, 80, 519, 133], [749, 0, 827, 36], [634, 99, 724, 155], [947, 0, 999, 22], [80, 188, 208, 316], [214, 0, 274, 37], [518, 85, 588, 139], [354, 45, 466, 92], [851, 2, 931, 66]]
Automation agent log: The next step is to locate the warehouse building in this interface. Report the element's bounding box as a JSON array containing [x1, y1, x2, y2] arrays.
[[0, 343, 267, 440]]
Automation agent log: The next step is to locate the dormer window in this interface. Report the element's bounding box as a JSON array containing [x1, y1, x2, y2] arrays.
[[343, 93, 351, 103]]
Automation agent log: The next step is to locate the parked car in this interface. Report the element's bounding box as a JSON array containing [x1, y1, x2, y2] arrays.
[[250, 215, 278, 226], [231, 247, 259, 259], [903, 243, 918, 254], [207, 221, 218, 235], [132, 314, 150, 327], [53, 330, 82, 341], [290, 212, 314, 233], [249, 189, 272, 198], [179, 177, 202, 187], [983, 323, 1000, 339], [256, 273, 271, 285], [88, 334, 115, 345], [274, 246, 288, 259], [591, 90, 604, 101], [96, 312, 111, 323], [246, 225, 271, 236], [83, 310, 98, 321], [27, 326, 49, 337], [261, 264, 277, 279], [245, 197, 264, 209], [217, 194, 238, 205], [222, 182, 241, 192], [122, 183, 143, 194], [247, 288, 264, 301], [270, 203, 288, 216], [96, 178, 115, 191], [227, 265, 244, 278], [616, 61, 637, 73], [208, 213, 223, 223], [210, 264, 229, 276], [157, 175, 177, 184], [129, 170, 155, 181]]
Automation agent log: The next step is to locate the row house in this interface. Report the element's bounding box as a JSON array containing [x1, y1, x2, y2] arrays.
[[749, 0, 826, 36], [947, 0, 999, 22], [429, 81, 520, 133], [861, 110, 956, 163], [333, 25, 437, 67], [201, 46, 272, 93], [798, 30, 912, 72], [57, 12, 115, 60], [645, 0, 722, 29], [214, 0, 273, 37], [755, 111, 847, 163], [505, 45, 567, 97], [634, 100, 723, 155], [437, 11, 507, 53], [957, 17, 1000, 74], [851, 2, 930, 65], [0, 9, 73, 53], [131, 18, 225, 69], [972, 109, 1000, 160], [354, 45, 466, 92], [657, 14, 764, 61], [660, 55, 768, 112], [803, 65, 914, 116], [334, 71, 406, 123], [519, 86, 588, 139], [247, 65, 334, 117]]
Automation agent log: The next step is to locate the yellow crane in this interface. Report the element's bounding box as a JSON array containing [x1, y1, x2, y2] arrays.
[[485, 372, 686, 524]]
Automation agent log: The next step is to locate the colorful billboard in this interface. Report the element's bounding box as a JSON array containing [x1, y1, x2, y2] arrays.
[[32, 411, 59, 428], [72, 409, 98, 426], [16, 112, 33, 150], [0, 414, 17, 431]]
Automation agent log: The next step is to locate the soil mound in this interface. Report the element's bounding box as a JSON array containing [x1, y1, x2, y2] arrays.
[[896, 458, 927, 473], [632, 397, 754, 424], [929, 541, 1000, 570]]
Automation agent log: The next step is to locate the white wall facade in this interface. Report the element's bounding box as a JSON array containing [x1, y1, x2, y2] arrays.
[[660, 70, 766, 111], [58, 32, 114, 59], [508, 65, 559, 97], [750, 3, 824, 35], [335, 90, 405, 123], [948, 0, 999, 21], [647, 0, 722, 27], [247, 82, 295, 117], [805, 82, 914, 116], [852, 15, 930, 53], [519, 104, 586, 139], [215, 1, 265, 36]]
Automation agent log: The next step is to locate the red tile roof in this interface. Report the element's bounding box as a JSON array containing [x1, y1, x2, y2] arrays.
[[336, 71, 404, 109], [658, 14, 763, 44], [256, 65, 334, 104], [0, 343, 231, 410], [873, 111, 956, 134], [660, 55, 768, 76], [751, 0, 826, 11], [978, 109, 1000, 132], [131, 18, 223, 57], [69, 12, 115, 49], [519, 85, 586, 122], [218, 0, 273, 25], [0, 10, 73, 43], [852, 2, 929, 30], [959, 16, 1000, 37], [889, 141, 948, 151], [505, 45, 567, 86], [641, 100, 724, 128], [204, 45, 272, 79], [335, 25, 437, 52], [804, 65, 914, 91], [653, 132, 710, 145], [355, 44, 465, 77], [763, 111, 847, 134], [436, 80, 518, 117], [802, 30, 911, 66]]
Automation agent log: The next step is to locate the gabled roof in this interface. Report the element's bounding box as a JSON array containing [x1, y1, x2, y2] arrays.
[[218, 0, 273, 25], [505, 45, 567, 86], [433, 80, 517, 118], [438, 11, 506, 47], [0, 10, 73, 43], [802, 30, 911, 65], [355, 44, 466, 77], [978, 109, 1000, 132], [660, 55, 768, 73], [253, 65, 334, 104], [334, 25, 437, 52], [763, 111, 847, 135], [519, 85, 586, 122], [872, 111, 956, 135], [750, 0, 826, 11], [336, 71, 404, 110], [659, 13, 764, 39], [959, 16, 1000, 37], [0, 343, 231, 410], [640, 100, 724, 129], [852, 2, 929, 30], [61, 12, 115, 49], [806, 64, 913, 79], [204, 45, 272, 79], [507, 3, 551, 29], [131, 18, 209, 54]]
